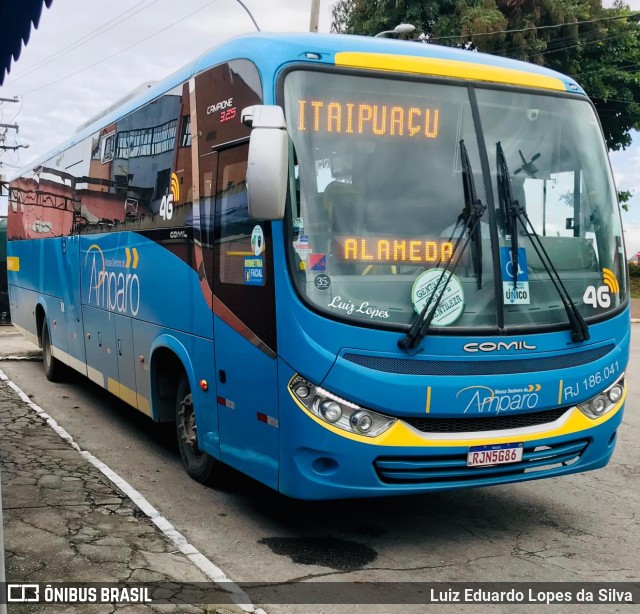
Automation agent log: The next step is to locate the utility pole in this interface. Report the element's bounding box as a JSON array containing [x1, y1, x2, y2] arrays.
[[310, 0, 320, 32]]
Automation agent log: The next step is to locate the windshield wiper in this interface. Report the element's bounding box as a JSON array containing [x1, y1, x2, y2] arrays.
[[398, 140, 486, 352], [496, 142, 519, 290], [495, 143, 590, 343], [462, 140, 484, 290]]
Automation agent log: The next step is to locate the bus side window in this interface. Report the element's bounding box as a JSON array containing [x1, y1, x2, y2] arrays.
[[214, 145, 253, 286]]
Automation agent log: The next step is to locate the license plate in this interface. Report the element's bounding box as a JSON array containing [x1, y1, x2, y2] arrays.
[[467, 442, 524, 467]]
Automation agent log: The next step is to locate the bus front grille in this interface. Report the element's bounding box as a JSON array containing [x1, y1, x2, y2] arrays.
[[344, 345, 613, 375], [374, 439, 589, 485], [402, 406, 569, 433]]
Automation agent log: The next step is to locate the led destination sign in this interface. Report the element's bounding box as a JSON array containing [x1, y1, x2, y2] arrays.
[[297, 100, 440, 139], [336, 236, 454, 264]]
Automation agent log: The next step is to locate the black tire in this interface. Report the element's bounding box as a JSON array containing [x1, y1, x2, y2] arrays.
[[176, 375, 217, 484], [42, 320, 65, 382]]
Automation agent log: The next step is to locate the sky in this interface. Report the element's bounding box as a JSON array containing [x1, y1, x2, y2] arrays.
[[1, 0, 640, 256]]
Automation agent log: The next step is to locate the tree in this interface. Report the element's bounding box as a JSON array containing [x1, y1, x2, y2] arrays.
[[331, 0, 640, 152]]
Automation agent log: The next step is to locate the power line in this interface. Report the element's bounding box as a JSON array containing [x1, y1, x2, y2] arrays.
[[489, 23, 630, 60], [18, 0, 222, 98], [428, 11, 640, 42], [571, 62, 640, 79], [518, 30, 635, 60], [7, 0, 162, 84]]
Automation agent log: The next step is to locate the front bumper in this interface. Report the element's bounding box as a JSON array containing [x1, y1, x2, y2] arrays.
[[278, 388, 624, 500]]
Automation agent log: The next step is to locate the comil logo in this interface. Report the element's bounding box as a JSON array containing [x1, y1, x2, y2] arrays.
[[463, 341, 536, 353], [85, 244, 141, 316]]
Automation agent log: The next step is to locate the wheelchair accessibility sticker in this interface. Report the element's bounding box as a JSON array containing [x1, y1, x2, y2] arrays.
[[500, 247, 530, 305]]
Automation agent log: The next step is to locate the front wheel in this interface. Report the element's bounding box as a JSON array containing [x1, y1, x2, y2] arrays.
[[176, 376, 217, 484]]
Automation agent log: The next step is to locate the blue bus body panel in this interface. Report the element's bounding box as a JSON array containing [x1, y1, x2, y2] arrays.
[[62, 236, 87, 371], [79, 233, 212, 338], [214, 317, 279, 490]]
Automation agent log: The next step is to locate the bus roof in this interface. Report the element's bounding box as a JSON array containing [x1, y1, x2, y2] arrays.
[[21, 32, 584, 174]]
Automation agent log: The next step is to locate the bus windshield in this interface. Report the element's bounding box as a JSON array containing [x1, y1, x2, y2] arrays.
[[283, 70, 626, 331]]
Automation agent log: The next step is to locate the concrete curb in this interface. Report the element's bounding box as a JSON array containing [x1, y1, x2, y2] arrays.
[[0, 368, 267, 614]]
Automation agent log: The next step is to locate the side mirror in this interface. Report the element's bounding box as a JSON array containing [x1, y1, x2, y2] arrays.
[[242, 105, 288, 221]]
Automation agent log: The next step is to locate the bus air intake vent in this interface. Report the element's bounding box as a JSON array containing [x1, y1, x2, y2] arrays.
[[402, 406, 568, 434], [374, 438, 589, 485], [343, 344, 613, 375]]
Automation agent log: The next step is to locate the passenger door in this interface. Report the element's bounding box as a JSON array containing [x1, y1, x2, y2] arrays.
[[211, 144, 279, 489]]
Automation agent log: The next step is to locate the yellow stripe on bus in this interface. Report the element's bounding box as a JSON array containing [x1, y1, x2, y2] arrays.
[[107, 377, 151, 417], [334, 52, 567, 92]]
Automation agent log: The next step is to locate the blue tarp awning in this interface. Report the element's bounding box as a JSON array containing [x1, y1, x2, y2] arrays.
[[0, 0, 53, 85]]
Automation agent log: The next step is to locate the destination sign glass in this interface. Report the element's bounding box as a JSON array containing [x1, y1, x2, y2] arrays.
[[296, 100, 440, 139], [335, 236, 454, 264]]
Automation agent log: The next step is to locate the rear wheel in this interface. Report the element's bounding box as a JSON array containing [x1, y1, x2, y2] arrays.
[[42, 320, 64, 382], [176, 376, 217, 484]]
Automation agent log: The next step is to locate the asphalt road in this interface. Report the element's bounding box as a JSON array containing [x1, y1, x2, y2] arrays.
[[1, 326, 639, 614]]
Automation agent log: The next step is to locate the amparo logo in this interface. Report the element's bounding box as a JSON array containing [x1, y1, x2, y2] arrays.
[[85, 244, 140, 316], [457, 384, 541, 414]]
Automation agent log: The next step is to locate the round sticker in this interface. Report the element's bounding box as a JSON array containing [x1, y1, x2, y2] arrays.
[[251, 225, 264, 256], [314, 274, 331, 290], [411, 268, 464, 326]]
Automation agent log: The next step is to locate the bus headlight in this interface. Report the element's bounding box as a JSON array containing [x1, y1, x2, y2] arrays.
[[577, 374, 625, 420], [319, 400, 342, 422], [290, 375, 396, 437]]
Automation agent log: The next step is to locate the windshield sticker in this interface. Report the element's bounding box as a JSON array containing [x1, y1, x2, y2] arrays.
[[293, 217, 304, 240], [251, 225, 264, 256], [583, 269, 619, 309], [308, 253, 327, 271], [293, 235, 312, 260], [328, 296, 390, 319], [314, 274, 331, 290], [411, 269, 464, 326], [500, 247, 530, 305], [244, 257, 265, 286]]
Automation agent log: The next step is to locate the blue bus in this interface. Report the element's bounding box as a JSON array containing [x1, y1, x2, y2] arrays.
[[7, 33, 629, 499]]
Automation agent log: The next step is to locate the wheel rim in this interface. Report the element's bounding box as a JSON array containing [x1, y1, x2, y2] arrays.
[[177, 393, 204, 459]]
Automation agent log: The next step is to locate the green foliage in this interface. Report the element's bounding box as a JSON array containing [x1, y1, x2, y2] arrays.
[[331, 0, 640, 152], [628, 262, 640, 278], [618, 189, 632, 212]]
